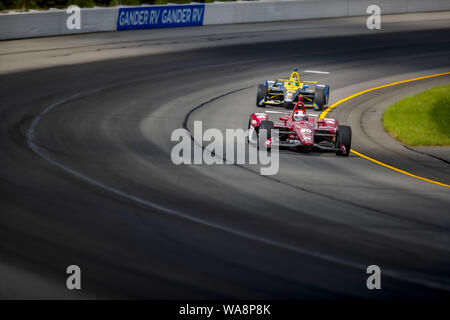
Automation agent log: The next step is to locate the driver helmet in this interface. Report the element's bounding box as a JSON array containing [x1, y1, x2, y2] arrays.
[[293, 110, 305, 121], [291, 76, 299, 86]]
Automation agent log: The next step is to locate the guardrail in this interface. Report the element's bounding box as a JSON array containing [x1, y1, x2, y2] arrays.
[[1, 0, 449, 40]]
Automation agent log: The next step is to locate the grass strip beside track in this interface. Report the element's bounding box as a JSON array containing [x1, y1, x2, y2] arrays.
[[382, 84, 450, 146]]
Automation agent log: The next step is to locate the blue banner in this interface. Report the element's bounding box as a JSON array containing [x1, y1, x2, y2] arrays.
[[117, 5, 204, 31]]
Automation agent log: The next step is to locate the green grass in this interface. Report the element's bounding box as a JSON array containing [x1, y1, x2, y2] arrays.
[[382, 84, 450, 146]]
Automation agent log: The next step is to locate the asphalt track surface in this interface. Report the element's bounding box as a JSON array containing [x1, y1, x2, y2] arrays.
[[0, 13, 449, 299]]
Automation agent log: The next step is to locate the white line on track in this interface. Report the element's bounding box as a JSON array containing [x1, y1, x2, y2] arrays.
[[303, 70, 330, 74], [27, 88, 450, 294]]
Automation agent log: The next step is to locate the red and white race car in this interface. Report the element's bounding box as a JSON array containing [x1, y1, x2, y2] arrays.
[[248, 96, 351, 156]]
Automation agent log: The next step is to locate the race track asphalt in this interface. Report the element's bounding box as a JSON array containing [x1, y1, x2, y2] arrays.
[[0, 12, 449, 299]]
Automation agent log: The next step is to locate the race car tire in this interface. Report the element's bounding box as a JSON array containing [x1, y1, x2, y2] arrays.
[[313, 85, 329, 111], [256, 85, 268, 107], [336, 125, 352, 156], [247, 115, 256, 143], [258, 120, 274, 150]]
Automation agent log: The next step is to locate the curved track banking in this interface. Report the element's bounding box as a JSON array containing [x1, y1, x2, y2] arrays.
[[0, 13, 449, 299]]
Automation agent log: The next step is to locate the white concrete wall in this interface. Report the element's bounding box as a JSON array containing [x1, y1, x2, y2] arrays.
[[0, 7, 118, 39], [204, 0, 450, 25], [406, 0, 450, 13], [203, 0, 349, 25], [1, 1, 450, 40], [0, 11, 65, 39]]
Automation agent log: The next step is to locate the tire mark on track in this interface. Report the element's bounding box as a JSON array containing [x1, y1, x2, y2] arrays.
[[403, 145, 450, 165]]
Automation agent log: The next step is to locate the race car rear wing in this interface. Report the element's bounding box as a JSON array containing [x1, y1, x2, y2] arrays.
[[265, 110, 318, 117], [277, 79, 318, 84]]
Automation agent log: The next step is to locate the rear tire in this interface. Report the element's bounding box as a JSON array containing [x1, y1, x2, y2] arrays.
[[336, 125, 352, 156], [258, 120, 274, 150], [313, 85, 329, 111], [256, 85, 268, 107]]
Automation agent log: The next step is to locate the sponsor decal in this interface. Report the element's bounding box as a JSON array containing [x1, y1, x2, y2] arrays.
[[117, 5, 204, 31]]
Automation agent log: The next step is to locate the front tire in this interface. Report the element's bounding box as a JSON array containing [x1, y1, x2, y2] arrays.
[[336, 125, 352, 156], [258, 120, 274, 150], [256, 85, 268, 107]]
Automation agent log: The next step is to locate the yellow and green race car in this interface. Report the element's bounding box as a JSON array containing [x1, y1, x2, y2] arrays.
[[256, 68, 330, 110]]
